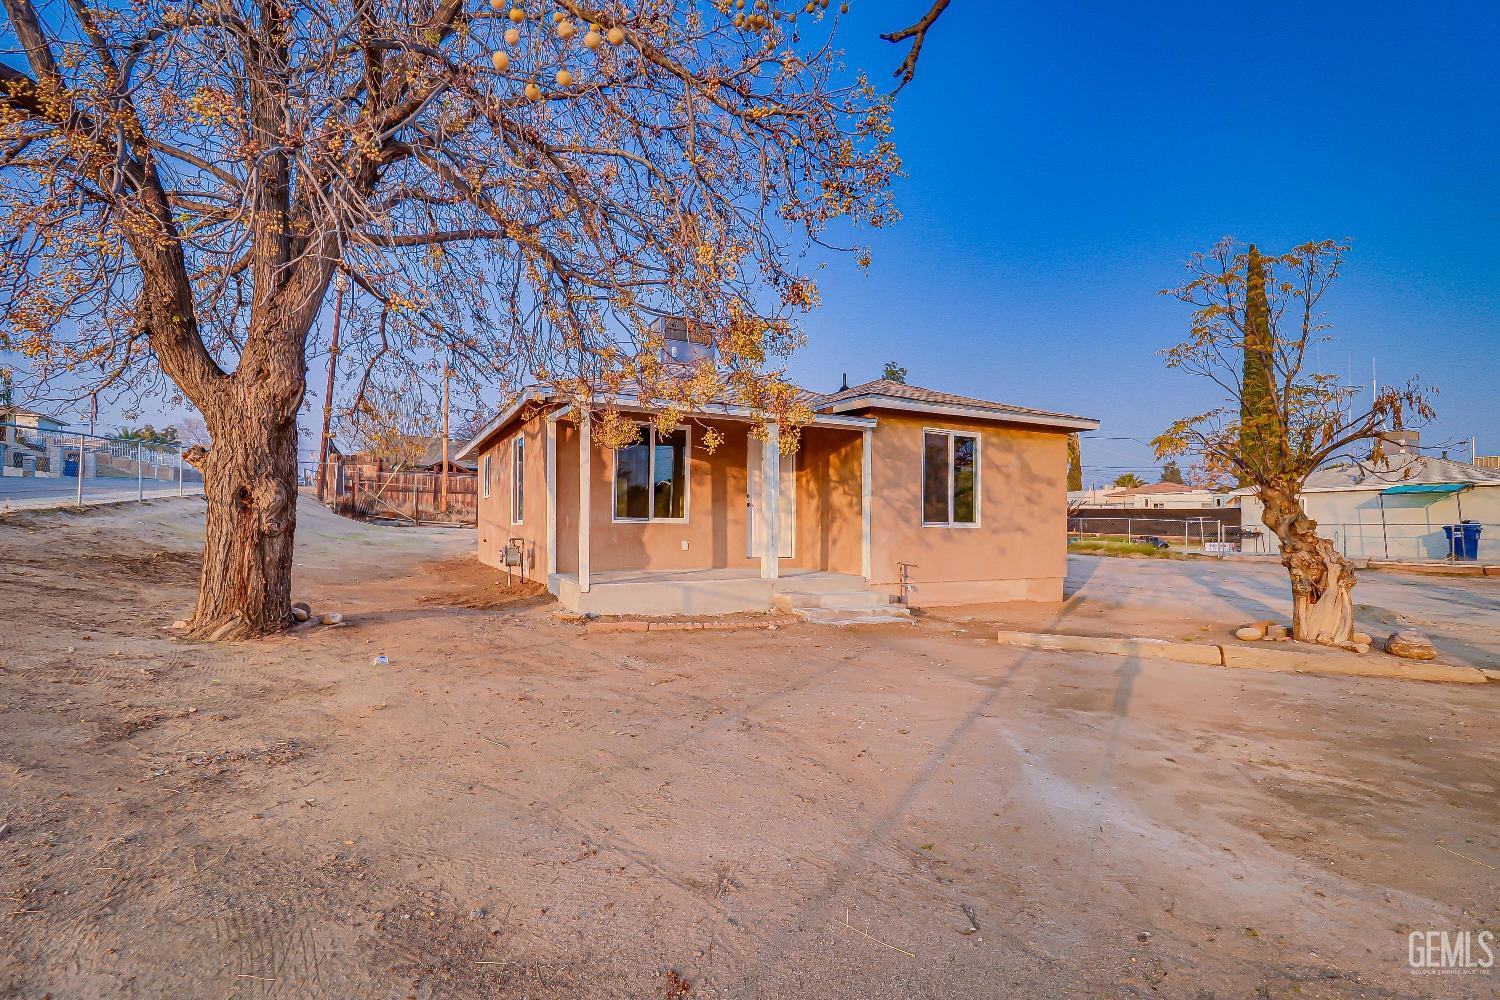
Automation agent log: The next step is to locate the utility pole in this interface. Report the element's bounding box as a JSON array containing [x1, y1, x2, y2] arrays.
[[316, 273, 348, 503], [440, 358, 451, 516]]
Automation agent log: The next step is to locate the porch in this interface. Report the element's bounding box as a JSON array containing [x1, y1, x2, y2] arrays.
[[539, 402, 877, 615], [547, 567, 895, 617]]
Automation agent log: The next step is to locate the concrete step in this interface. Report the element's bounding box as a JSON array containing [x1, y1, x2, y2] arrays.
[[775, 573, 869, 594], [773, 589, 892, 611], [796, 605, 912, 626]]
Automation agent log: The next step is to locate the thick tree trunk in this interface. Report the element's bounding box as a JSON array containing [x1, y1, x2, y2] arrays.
[[184, 409, 301, 640], [1260, 487, 1358, 648]]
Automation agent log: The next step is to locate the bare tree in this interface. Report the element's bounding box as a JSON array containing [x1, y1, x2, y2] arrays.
[[881, 0, 951, 92], [339, 380, 440, 472], [1154, 238, 1435, 647], [1, 0, 899, 638]]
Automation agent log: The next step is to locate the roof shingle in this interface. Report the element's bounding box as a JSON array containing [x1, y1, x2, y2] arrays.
[[811, 379, 1096, 427]]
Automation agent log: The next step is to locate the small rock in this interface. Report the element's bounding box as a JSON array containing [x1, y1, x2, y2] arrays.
[[469, 908, 487, 920], [1137, 931, 1152, 943], [1263, 624, 1290, 640], [1352, 643, 1370, 654], [1384, 629, 1436, 661], [1234, 624, 1266, 641], [171, 619, 189, 631], [319, 611, 344, 626], [0, 821, 11, 839], [291, 603, 311, 623]]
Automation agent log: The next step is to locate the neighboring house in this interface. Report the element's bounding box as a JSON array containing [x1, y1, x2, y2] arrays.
[[409, 438, 479, 474], [1, 405, 68, 474], [1069, 482, 1237, 509], [456, 378, 1098, 616], [1, 405, 67, 434], [1236, 452, 1500, 561]]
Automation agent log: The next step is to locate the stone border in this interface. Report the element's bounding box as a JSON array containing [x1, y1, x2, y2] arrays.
[[586, 614, 800, 635], [992, 629, 1491, 685]]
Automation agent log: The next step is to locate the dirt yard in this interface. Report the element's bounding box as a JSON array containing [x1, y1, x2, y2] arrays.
[[1, 498, 1495, 999]]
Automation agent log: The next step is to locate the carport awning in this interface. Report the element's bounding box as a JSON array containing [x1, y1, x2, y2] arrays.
[[1379, 482, 1470, 495]]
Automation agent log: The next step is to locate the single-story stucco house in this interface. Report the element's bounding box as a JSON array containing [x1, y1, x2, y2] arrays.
[[455, 377, 1098, 616]]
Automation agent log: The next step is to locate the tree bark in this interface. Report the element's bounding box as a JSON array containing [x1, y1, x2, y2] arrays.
[[1260, 487, 1357, 648], [185, 408, 301, 640]]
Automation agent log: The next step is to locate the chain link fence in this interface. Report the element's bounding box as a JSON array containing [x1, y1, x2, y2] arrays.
[[1069, 515, 1238, 554], [1, 421, 202, 510]]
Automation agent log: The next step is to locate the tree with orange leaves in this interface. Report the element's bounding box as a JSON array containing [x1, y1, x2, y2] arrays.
[[0, 0, 900, 637]]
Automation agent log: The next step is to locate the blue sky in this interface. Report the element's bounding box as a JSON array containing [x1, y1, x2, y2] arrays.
[[790, 0, 1499, 484], [14, 2, 1493, 480]]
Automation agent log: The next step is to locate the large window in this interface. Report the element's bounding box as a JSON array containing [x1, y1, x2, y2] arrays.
[[511, 436, 524, 523], [922, 430, 979, 526], [614, 425, 688, 521]]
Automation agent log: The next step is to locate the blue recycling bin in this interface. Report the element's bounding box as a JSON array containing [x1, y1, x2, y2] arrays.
[[1443, 522, 1482, 561]]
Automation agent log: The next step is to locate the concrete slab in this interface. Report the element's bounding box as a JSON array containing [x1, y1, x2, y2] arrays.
[[993, 628, 1492, 685], [993, 629, 1223, 666]]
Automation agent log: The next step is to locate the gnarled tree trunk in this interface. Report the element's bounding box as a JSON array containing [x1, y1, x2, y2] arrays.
[[1260, 487, 1357, 648], [183, 396, 302, 641]]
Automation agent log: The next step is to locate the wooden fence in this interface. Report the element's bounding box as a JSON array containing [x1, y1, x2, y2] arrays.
[[337, 469, 477, 525]]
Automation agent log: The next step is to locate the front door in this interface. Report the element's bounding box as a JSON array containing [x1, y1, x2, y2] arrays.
[[747, 437, 795, 559]]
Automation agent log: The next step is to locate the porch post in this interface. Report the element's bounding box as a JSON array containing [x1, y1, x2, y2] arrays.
[[760, 422, 780, 580], [861, 426, 873, 580], [545, 416, 557, 576], [578, 409, 591, 593]]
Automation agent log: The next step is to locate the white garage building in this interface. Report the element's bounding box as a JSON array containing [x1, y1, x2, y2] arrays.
[[1237, 453, 1500, 562]]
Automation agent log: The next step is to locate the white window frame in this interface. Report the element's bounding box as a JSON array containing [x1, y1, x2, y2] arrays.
[[481, 453, 492, 498], [921, 427, 981, 528], [611, 422, 691, 524], [511, 435, 525, 524]]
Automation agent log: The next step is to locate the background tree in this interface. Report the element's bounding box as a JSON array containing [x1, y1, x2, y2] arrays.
[[1066, 433, 1082, 491], [116, 424, 181, 446], [339, 381, 441, 472], [1159, 459, 1184, 485], [176, 415, 213, 450], [1111, 472, 1144, 489], [881, 361, 908, 384], [1, 0, 898, 638], [1154, 238, 1435, 647]]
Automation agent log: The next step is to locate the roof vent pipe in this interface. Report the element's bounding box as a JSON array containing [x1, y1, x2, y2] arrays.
[[839, 373, 849, 392]]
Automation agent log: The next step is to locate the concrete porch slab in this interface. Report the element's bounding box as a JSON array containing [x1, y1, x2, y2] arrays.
[[548, 568, 869, 617]]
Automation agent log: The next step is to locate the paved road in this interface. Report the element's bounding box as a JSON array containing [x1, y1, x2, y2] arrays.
[[1061, 553, 1500, 669], [0, 475, 202, 510]]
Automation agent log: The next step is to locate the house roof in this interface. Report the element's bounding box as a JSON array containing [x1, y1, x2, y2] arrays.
[[1, 405, 64, 424], [410, 437, 478, 470], [455, 377, 1098, 461], [811, 379, 1098, 431], [1300, 453, 1500, 493], [1113, 482, 1203, 496], [453, 387, 878, 461]]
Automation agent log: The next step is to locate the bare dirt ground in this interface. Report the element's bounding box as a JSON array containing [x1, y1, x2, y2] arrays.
[[1, 499, 1496, 999]]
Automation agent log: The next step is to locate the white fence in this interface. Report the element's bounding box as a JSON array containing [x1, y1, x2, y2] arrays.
[[1237, 519, 1495, 563], [1, 421, 200, 506]]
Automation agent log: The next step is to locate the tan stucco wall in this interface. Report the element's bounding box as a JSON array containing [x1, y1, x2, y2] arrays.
[[863, 411, 1068, 604], [473, 405, 1066, 603], [475, 409, 550, 581], [479, 415, 864, 580], [793, 426, 864, 575]]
